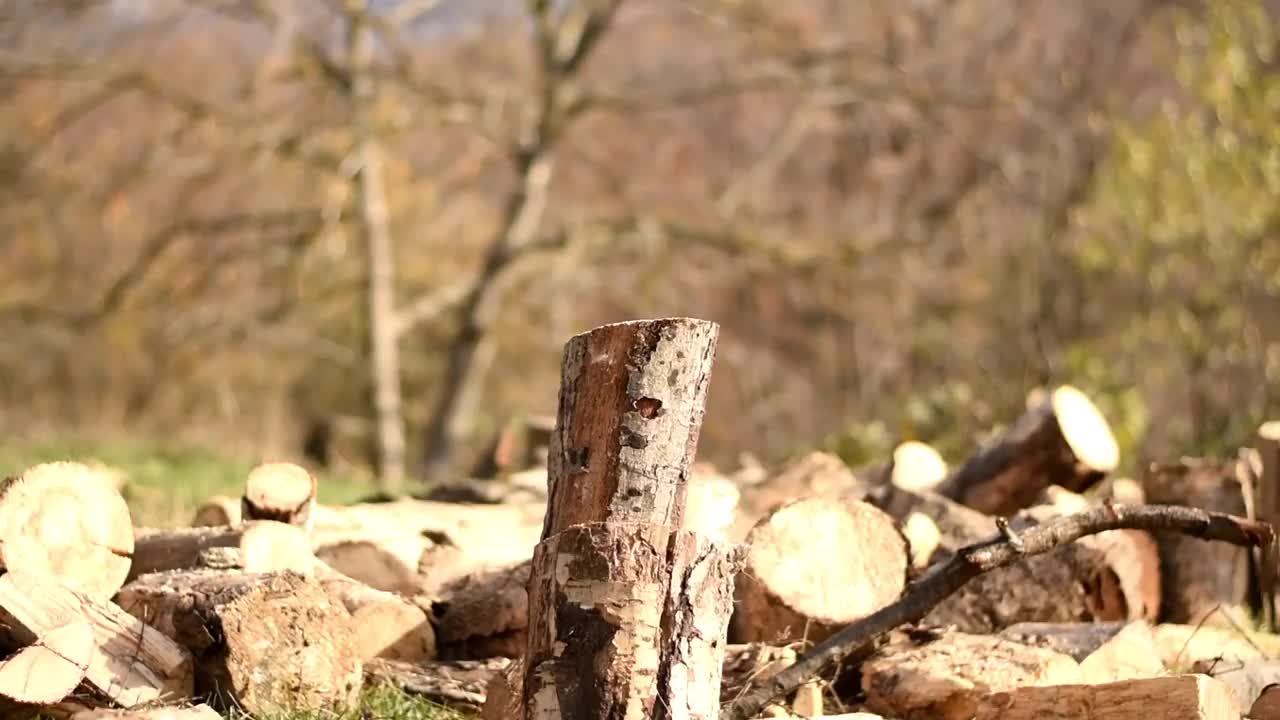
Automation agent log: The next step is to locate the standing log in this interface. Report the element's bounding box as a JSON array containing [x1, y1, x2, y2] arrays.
[[934, 385, 1119, 515], [541, 318, 718, 538], [0, 462, 134, 600], [974, 674, 1241, 720], [523, 318, 739, 720], [116, 570, 362, 715], [0, 571, 193, 707], [730, 497, 909, 645], [1143, 458, 1251, 625], [241, 462, 317, 532]]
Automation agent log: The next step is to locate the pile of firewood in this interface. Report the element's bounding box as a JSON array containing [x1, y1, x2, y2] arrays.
[[3, 317, 1279, 720]]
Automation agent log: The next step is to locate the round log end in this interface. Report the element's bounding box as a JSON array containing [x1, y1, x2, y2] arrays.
[[245, 463, 316, 514], [891, 442, 948, 492], [0, 461, 134, 600], [732, 497, 908, 643], [1051, 386, 1119, 472]]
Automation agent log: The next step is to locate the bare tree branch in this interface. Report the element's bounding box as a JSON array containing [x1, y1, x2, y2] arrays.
[[721, 503, 1276, 720]]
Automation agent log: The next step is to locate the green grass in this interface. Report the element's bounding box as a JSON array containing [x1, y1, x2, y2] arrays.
[[6, 438, 477, 718], [0, 437, 376, 527]]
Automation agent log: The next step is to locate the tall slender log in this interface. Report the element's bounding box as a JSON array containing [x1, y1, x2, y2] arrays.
[[542, 317, 719, 538], [523, 318, 738, 720]]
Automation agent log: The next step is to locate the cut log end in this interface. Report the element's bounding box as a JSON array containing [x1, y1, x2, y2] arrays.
[[1260, 421, 1280, 442], [242, 462, 316, 528], [0, 461, 135, 600], [1052, 385, 1120, 473], [0, 621, 93, 705], [731, 497, 907, 644], [891, 441, 948, 493]]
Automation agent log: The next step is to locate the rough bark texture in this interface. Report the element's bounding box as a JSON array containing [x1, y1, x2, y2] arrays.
[[1143, 458, 1251, 625], [116, 570, 362, 715], [973, 674, 1241, 720], [735, 452, 864, 541], [482, 658, 524, 720], [0, 620, 92, 704], [861, 633, 1083, 720], [524, 522, 739, 720], [0, 461, 135, 600], [998, 621, 1166, 685], [730, 497, 908, 645], [0, 571, 193, 707], [934, 385, 1119, 515], [241, 462, 317, 532], [431, 560, 530, 660], [543, 318, 719, 538]]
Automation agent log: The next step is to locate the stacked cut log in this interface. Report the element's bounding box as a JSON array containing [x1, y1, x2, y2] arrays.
[[934, 384, 1120, 515], [0, 462, 195, 717], [1142, 457, 1253, 626], [492, 317, 742, 720]]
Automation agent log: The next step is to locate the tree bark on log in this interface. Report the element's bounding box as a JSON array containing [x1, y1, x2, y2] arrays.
[[860, 633, 1083, 720], [541, 317, 718, 538], [933, 385, 1119, 516], [522, 318, 738, 720], [525, 522, 739, 720], [0, 571, 193, 707], [721, 504, 1273, 720], [973, 674, 1242, 720], [0, 462, 135, 600], [1143, 458, 1252, 625], [431, 560, 530, 660], [1255, 422, 1280, 629], [116, 570, 362, 715], [729, 497, 908, 645]]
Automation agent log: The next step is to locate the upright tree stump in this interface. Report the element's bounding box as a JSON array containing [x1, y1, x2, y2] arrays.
[[515, 318, 740, 720]]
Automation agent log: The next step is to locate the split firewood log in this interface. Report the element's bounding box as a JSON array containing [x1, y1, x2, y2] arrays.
[[860, 632, 1083, 720], [973, 673, 1241, 720], [0, 620, 92, 706], [116, 570, 362, 715], [67, 707, 221, 720], [1143, 457, 1252, 625], [0, 571, 193, 707], [934, 385, 1119, 515], [729, 497, 908, 645], [0, 462, 134, 600], [430, 560, 530, 660]]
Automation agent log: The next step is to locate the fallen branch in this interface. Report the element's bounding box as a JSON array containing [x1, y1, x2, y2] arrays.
[[720, 503, 1274, 720]]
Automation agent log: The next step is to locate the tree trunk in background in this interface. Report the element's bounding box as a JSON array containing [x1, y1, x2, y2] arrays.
[[347, 0, 406, 491]]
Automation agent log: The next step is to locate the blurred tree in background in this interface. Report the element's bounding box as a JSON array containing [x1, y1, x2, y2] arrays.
[[0, 0, 1275, 489]]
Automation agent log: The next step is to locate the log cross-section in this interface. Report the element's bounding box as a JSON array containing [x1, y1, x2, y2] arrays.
[[515, 317, 739, 720], [542, 318, 719, 538]]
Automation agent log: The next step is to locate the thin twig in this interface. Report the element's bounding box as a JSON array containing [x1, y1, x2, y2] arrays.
[[721, 503, 1274, 720]]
